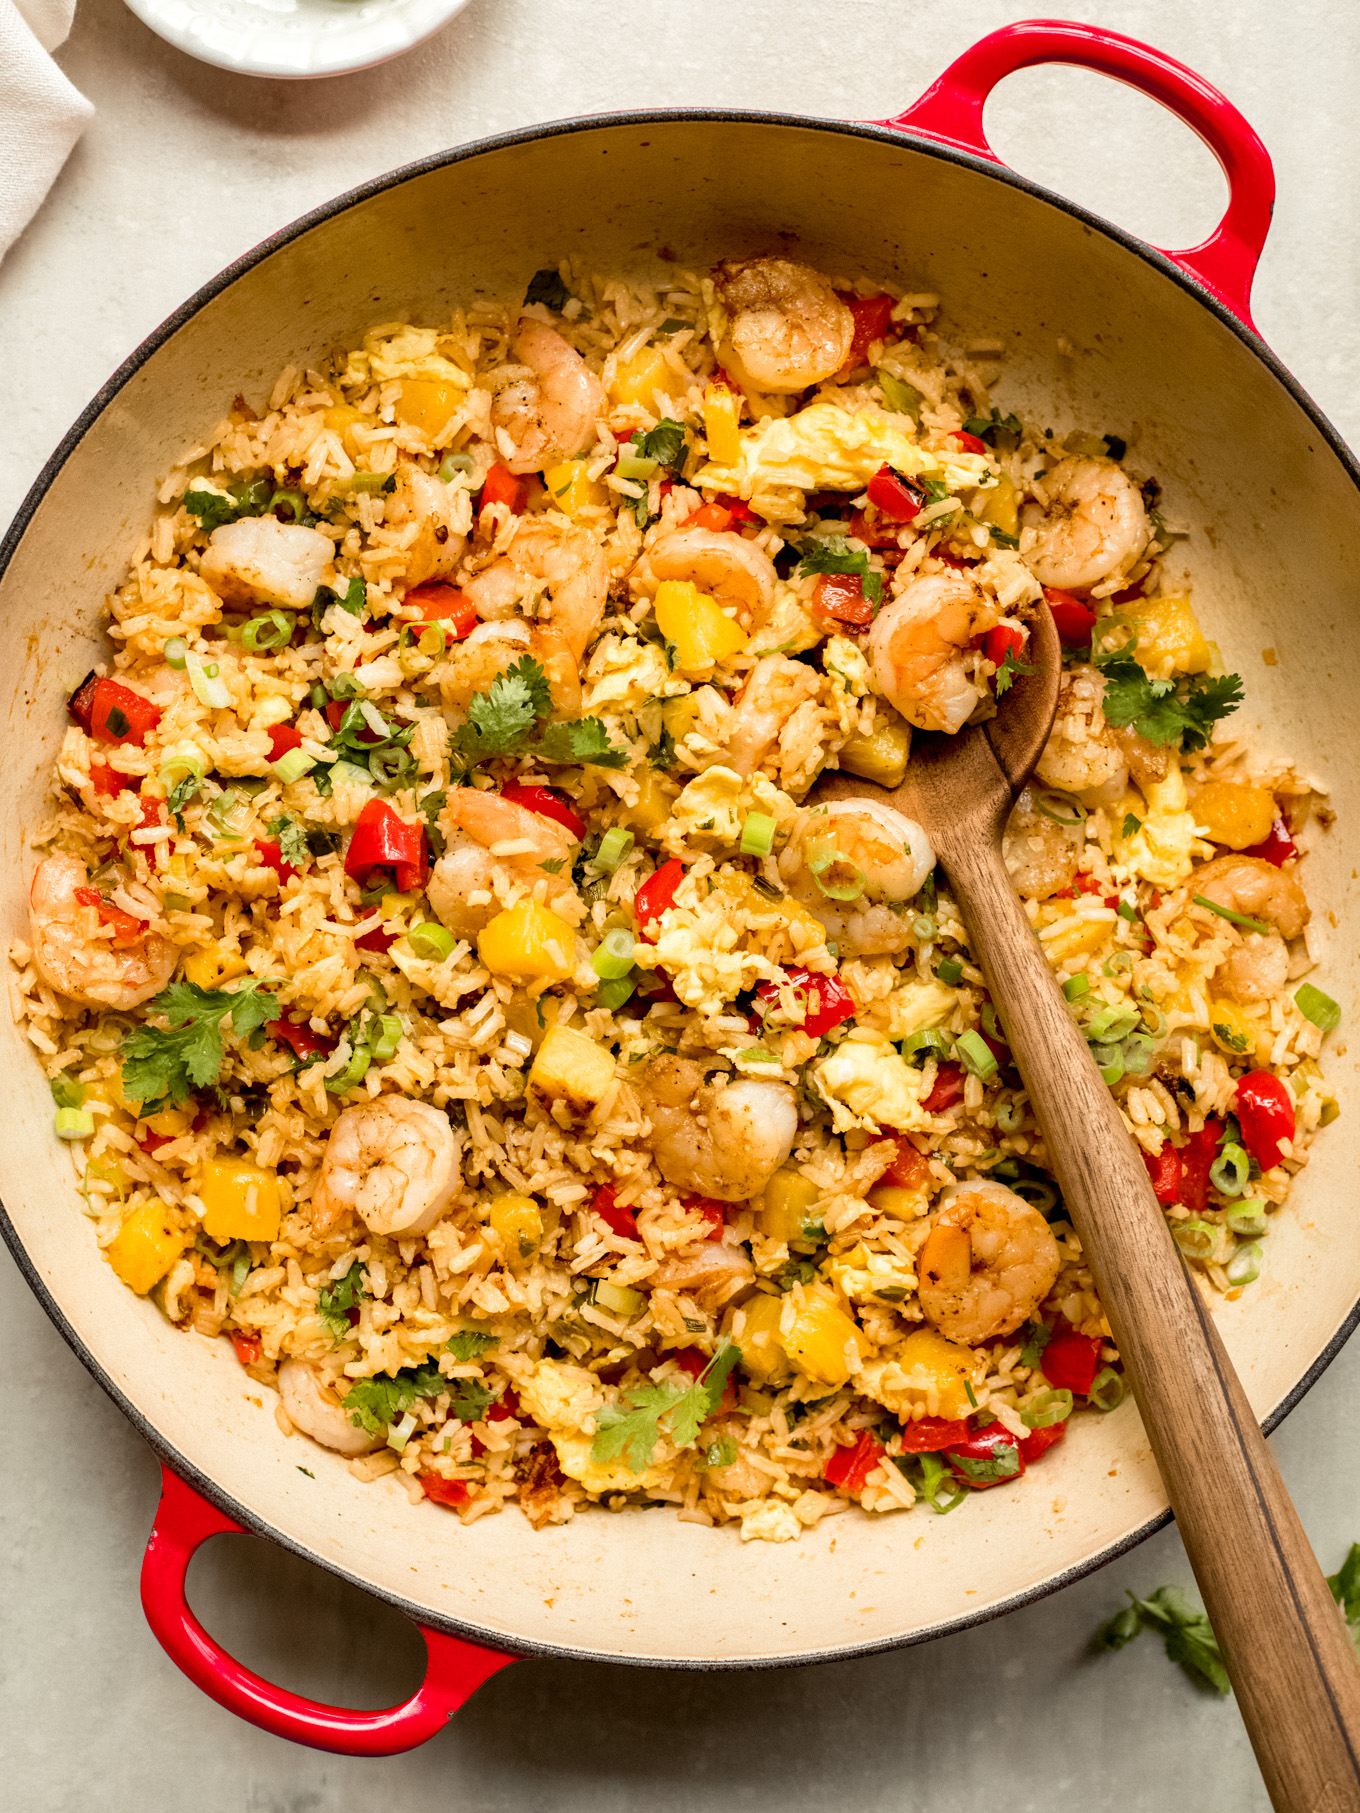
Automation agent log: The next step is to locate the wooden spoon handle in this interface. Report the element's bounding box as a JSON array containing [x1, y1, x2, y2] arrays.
[[938, 829, 1360, 1813]]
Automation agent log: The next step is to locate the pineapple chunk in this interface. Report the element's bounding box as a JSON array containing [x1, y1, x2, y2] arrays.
[[758, 1168, 824, 1247], [107, 1202, 185, 1296], [611, 346, 675, 408], [1123, 593, 1211, 680], [1189, 781, 1276, 851], [394, 378, 463, 440], [478, 900, 576, 983], [729, 1291, 792, 1382], [183, 943, 249, 989], [528, 1025, 617, 1120], [489, 1192, 543, 1260], [781, 1284, 868, 1388], [654, 580, 748, 675], [200, 1158, 282, 1243], [838, 710, 911, 789], [702, 382, 743, 465], [975, 470, 1019, 538], [545, 459, 607, 519]]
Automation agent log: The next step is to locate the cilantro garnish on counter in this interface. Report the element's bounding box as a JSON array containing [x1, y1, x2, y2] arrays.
[[591, 1342, 741, 1474], [120, 977, 280, 1113]]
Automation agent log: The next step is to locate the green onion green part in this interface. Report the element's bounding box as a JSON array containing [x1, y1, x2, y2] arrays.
[[242, 610, 293, 652], [592, 927, 636, 981], [936, 958, 964, 986], [1022, 1388, 1073, 1429], [1193, 893, 1270, 936], [163, 637, 188, 669], [955, 1029, 997, 1082], [1226, 1198, 1269, 1237], [739, 812, 777, 858], [369, 1015, 403, 1063], [900, 1027, 953, 1065], [438, 453, 476, 481], [1088, 1367, 1125, 1411], [595, 977, 636, 1012], [1062, 973, 1090, 1002], [1294, 982, 1341, 1032], [272, 748, 316, 786], [594, 827, 635, 872], [1226, 1242, 1263, 1287], [1209, 1142, 1250, 1198], [409, 922, 455, 962], [54, 1107, 95, 1140], [1172, 1218, 1218, 1262]]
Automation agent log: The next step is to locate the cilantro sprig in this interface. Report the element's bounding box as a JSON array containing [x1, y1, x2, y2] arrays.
[[590, 1342, 741, 1474], [1092, 628, 1242, 752], [453, 656, 627, 772], [340, 1361, 500, 1437], [796, 535, 884, 605], [1096, 1584, 1229, 1694], [120, 977, 280, 1113], [317, 1261, 366, 1339], [993, 646, 1034, 697]]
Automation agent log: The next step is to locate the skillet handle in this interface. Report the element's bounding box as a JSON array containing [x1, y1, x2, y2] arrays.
[[140, 1464, 519, 1755], [877, 18, 1274, 331]]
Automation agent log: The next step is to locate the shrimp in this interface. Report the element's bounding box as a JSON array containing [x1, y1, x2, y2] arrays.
[[641, 526, 778, 623], [651, 1243, 755, 1311], [490, 316, 606, 474], [1194, 854, 1310, 1005], [199, 516, 333, 611], [427, 787, 576, 938], [387, 463, 471, 587], [462, 522, 608, 662], [868, 571, 998, 735], [778, 798, 935, 957], [439, 620, 582, 722], [1034, 666, 1166, 806], [916, 1180, 1062, 1345], [311, 1098, 459, 1237], [1003, 786, 1083, 901], [277, 1358, 383, 1456], [29, 854, 176, 1010], [716, 257, 855, 393], [1025, 457, 1149, 593], [724, 654, 820, 777], [641, 1055, 798, 1203]]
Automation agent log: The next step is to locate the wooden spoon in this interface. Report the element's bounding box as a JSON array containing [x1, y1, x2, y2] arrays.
[[811, 604, 1360, 1811]]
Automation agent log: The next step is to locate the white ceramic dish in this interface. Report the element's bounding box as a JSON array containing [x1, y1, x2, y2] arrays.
[[121, 0, 470, 80]]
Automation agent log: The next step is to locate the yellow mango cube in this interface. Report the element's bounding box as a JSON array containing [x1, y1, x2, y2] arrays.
[[1042, 917, 1113, 963], [782, 1285, 868, 1388], [661, 691, 706, 747], [1124, 593, 1211, 679], [1189, 781, 1276, 852], [867, 1182, 927, 1217], [184, 943, 249, 990], [489, 1192, 543, 1259], [528, 1025, 617, 1120], [139, 1106, 193, 1139], [107, 1202, 185, 1296], [624, 766, 673, 835], [897, 1327, 982, 1420], [323, 404, 368, 456], [730, 1291, 792, 1383], [976, 470, 1019, 539], [394, 378, 463, 441], [838, 711, 911, 789], [200, 1159, 283, 1243], [544, 459, 607, 519], [478, 900, 576, 983], [702, 382, 743, 465], [758, 1169, 824, 1248], [654, 579, 748, 675], [1207, 998, 1257, 1059], [611, 346, 674, 408]]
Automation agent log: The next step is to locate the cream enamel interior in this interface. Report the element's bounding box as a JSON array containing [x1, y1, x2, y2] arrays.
[[3, 117, 1358, 1666]]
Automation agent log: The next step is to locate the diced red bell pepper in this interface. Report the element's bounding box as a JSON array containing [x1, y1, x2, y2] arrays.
[[869, 1133, 931, 1191], [344, 798, 429, 894], [713, 493, 760, 527], [137, 1127, 173, 1155], [1143, 1143, 1183, 1204], [266, 724, 303, 763], [899, 1415, 969, 1453], [591, 1185, 638, 1241], [865, 464, 924, 523], [682, 1195, 727, 1240], [1234, 1070, 1296, 1173], [89, 762, 137, 798], [74, 886, 144, 948], [922, 1061, 965, 1113], [983, 624, 1027, 668], [1243, 817, 1300, 867], [1040, 1328, 1104, 1396], [268, 1017, 333, 1060], [848, 508, 907, 551], [420, 1473, 472, 1508], [88, 678, 162, 747], [487, 1387, 520, 1423], [254, 838, 298, 883], [952, 430, 988, 455], [479, 463, 526, 515], [683, 502, 734, 533], [354, 925, 396, 955], [945, 1423, 1026, 1491], [755, 968, 856, 1040], [1178, 1118, 1224, 1215], [824, 1429, 888, 1491], [325, 698, 382, 743], [672, 1346, 738, 1413], [813, 572, 876, 628], [499, 782, 586, 841], [634, 858, 686, 942], [230, 1329, 261, 1367], [1043, 587, 1096, 645], [1019, 1419, 1068, 1465], [405, 582, 479, 642], [841, 294, 897, 369]]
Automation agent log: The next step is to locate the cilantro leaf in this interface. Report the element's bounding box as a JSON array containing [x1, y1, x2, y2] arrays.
[[446, 1330, 498, 1361], [317, 1261, 366, 1339], [649, 726, 676, 768], [184, 476, 271, 532], [454, 657, 553, 761], [340, 1361, 445, 1437], [417, 787, 447, 860], [633, 418, 687, 471], [530, 717, 629, 769], [120, 978, 280, 1109], [524, 267, 570, 312], [266, 814, 311, 872], [796, 535, 884, 604], [447, 1380, 497, 1424], [1098, 655, 1243, 752], [1097, 1605, 1144, 1650], [993, 647, 1034, 697], [590, 1341, 741, 1473], [1018, 1320, 1052, 1369], [314, 576, 367, 617], [963, 407, 1022, 449], [949, 1443, 1021, 1485], [1329, 1543, 1360, 1651], [1096, 1585, 1230, 1694]]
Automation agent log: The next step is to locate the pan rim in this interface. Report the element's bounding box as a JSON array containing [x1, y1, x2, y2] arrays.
[[4, 103, 1359, 1672]]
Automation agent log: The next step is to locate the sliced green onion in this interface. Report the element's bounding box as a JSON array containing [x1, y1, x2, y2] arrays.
[[329, 759, 375, 793], [596, 977, 636, 1012], [242, 610, 293, 652], [1226, 1198, 1269, 1237], [208, 788, 254, 838], [370, 1015, 403, 1063], [911, 913, 937, 941], [1116, 897, 1139, 924], [875, 370, 922, 419], [387, 1409, 419, 1453], [595, 827, 635, 872], [54, 1107, 95, 1140], [159, 741, 207, 789], [342, 472, 395, 496], [1172, 1217, 1218, 1262], [901, 1027, 953, 1065], [1103, 951, 1134, 975], [1141, 1005, 1168, 1037], [1062, 973, 1090, 1002], [185, 649, 230, 710], [163, 893, 192, 912], [438, 453, 476, 481], [994, 1098, 1024, 1132], [1089, 1367, 1125, 1411], [230, 1250, 251, 1293], [273, 748, 317, 786], [593, 926, 636, 980], [1090, 1042, 1125, 1087], [1120, 1032, 1157, 1077], [1032, 791, 1087, 827], [324, 1042, 372, 1095], [1226, 1242, 1263, 1287], [807, 834, 866, 902], [416, 624, 446, 659], [1193, 893, 1270, 936], [1294, 982, 1341, 1032], [50, 1076, 87, 1109], [740, 812, 777, 858], [1022, 1388, 1073, 1429], [936, 958, 964, 986], [615, 451, 660, 486], [1209, 1142, 1250, 1197], [409, 922, 455, 962], [1087, 1003, 1141, 1043], [955, 1029, 997, 1082], [163, 637, 188, 669], [268, 487, 309, 520], [1012, 1178, 1059, 1216]]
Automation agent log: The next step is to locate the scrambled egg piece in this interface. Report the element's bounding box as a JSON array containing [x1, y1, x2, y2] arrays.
[[519, 1359, 605, 1434], [736, 1498, 802, 1543], [668, 766, 797, 852], [550, 1432, 670, 1495], [696, 402, 993, 497], [874, 976, 958, 1043], [340, 324, 470, 389], [813, 1031, 928, 1133], [646, 902, 779, 1016], [826, 1241, 917, 1304], [1118, 767, 1207, 888], [584, 635, 677, 712]]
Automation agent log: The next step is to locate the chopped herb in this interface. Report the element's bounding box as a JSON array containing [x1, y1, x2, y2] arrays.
[[447, 1380, 497, 1424], [296, 1466, 315, 1478], [317, 1261, 366, 1339], [950, 1443, 1020, 1485], [120, 977, 280, 1112], [340, 1362, 446, 1438], [1193, 893, 1271, 937], [523, 267, 570, 312], [1328, 1543, 1360, 1649], [649, 725, 677, 768], [314, 576, 367, 617], [538, 857, 566, 875], [796, 535, 884, 605], [446, 1330, 499, 1361], [1122, 812, 1142, 839], [1096, 1584, 1229, 1695], [775, 1258, 819, 1291], [590, 1340, 740, 1473], [1018, 1320, 1052, 1369], [452, 655, 627, 772], [993, 647, 1034, 697], [266, 814, 312, 872], [702, 1434, 739, 1468], [417, 787, 448, 860], [1093, 639, 1243, 752], [987, 525, 1020, 550], [633, 418, 687, 472], [894, 1450, 969, 1514], [184, 476, 272, 532], [963, 407, 1023, 449]]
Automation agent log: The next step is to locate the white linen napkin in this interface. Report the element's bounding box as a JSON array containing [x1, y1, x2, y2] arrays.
[[0, 0, 91, 262]]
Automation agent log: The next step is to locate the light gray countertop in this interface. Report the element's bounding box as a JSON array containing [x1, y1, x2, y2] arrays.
[[4, 2, 1359, 1806]]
